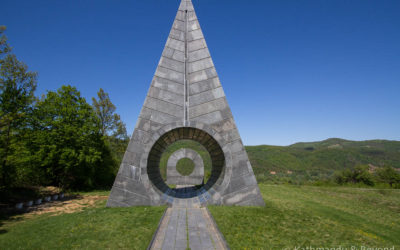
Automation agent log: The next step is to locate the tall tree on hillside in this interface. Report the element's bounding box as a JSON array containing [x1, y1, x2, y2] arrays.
[[92, 88, 128, 139], [32, 85, 114, 189], [92, 88, 128, 166], [0, 26, 37, 188]]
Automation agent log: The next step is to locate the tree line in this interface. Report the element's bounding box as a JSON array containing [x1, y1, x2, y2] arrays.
[[0, 27, 129, 192], [333, 165, 400, 188]]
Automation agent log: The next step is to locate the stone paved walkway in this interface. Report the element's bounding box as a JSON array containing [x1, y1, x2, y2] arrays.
[[149, 205, 228, 250]]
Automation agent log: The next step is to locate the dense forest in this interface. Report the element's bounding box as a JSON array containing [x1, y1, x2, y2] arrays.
[[0, 26, 129, 193]]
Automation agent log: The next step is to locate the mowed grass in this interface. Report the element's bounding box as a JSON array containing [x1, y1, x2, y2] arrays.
[[209, 184, 400, 249], [0, 193, 165, 249]]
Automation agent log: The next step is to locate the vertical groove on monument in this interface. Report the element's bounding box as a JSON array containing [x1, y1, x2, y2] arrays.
[[107, 0, 265, 207]]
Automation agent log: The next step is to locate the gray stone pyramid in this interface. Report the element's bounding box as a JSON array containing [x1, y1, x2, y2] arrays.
[[107, 0, 265, 207]]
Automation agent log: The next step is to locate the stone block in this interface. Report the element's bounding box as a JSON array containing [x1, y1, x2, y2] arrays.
[[162, 46, 174, 58], [188, 29, 204, 41], [188, 67, 217, 83], [222, 186, 263, 206], [188, 47, 210, 62], [172, 49, 185, 62], [188, 20, 200, 31], [224, 174, 258, 195], [131, 129, 152, 144], [126, 140, 145, 155], [188, 57, 214, 73], [188, 39, 207, 52], [172, 20, 185, 32], [108, 187, 151, 206], [154, 65, 184, 83], [134, 118, 163, 133], [162, 47, 185, 62], [175, 10, 185, 21], [139, 107, 180, 124], [189, 87, 225, 106], [191, 110, 223, 124], [189, 97, 228, 118], [159, 57, 184, 73], [189, 77, 220, 95], [148, 86, 184, 106], [113, 174, 147, 194], [144, 97, 183, 117], [152, 76, 184, 94], [121, 151, 141, 167], [166, 37, 184, 52], [169, 28, 185, 41]]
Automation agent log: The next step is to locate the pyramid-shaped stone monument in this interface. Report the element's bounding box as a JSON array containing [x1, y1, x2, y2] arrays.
[[107, 0, 265, 207]]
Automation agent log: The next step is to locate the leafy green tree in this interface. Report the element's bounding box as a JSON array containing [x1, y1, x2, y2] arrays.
[[92, 88, 128, 139], [0, 26, 11, 56], [333, 165, 374, 186], [353, 165, 374, 186], [0, 26, 37, 188], [32, 85, 114, 189], [334, 169, 349, 184], [92, 88, 128, 168], [376, 166, 400, 188]]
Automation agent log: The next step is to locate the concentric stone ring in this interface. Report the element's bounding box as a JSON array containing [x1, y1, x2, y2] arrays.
[[166, 148, 204, 185]]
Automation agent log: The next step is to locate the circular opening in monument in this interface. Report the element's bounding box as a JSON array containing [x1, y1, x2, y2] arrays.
[[176, 158, 195, 176], [159, 139, 211, 188], [147, 127, 225, 198]]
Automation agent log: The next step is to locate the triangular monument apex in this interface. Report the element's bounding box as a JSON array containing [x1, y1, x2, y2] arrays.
[[107, 0, 265, 207]]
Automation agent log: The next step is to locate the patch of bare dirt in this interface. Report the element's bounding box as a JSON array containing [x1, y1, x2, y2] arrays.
[[24, 195, 108, 217]]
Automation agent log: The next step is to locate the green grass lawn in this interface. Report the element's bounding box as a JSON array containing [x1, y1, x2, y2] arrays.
[[2, 185, 399, 249], [209, 184, 400, 249], [0, 193, 165, 250]]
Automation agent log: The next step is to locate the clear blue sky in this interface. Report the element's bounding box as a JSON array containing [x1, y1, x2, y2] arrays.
[[2, 0, 400, 146]]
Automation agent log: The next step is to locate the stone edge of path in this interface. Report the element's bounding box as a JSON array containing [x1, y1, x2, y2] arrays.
[[147, 207, 169, 250]]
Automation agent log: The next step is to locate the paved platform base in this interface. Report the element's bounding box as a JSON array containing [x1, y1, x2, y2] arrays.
[[149, 206, 228, 250]]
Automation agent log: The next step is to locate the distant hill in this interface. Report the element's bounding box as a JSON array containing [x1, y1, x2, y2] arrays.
[[246, 138, 400, 183]]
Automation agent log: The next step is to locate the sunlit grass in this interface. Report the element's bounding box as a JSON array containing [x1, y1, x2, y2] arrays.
[[0, 193, 165, 250], [209, 184, 400, 249]]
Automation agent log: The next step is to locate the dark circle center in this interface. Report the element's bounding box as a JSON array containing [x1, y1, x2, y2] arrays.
[[176, 157, 195, 176]]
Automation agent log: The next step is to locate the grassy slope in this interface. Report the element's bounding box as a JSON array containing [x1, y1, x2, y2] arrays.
[[209, 184, 400, 249], [0, 195, 165, 249], [246, 138, 400, 182]]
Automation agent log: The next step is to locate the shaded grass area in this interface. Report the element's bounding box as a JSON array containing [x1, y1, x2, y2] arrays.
[[209, 184, 400, 249], [0, 186, 62, 205], [0, 194, 165, 249]]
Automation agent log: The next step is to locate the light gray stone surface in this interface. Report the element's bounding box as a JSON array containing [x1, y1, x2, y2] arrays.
[[107, 0, 264, 207], [167, 148, 204, 185], [149, 206, 228, 250]]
